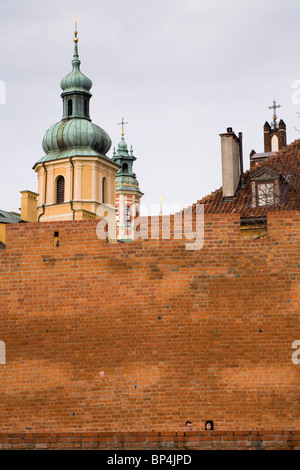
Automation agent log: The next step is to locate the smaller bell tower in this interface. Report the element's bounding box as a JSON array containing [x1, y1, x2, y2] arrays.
[[264, 100, 287, 152], [113, 119, 144, 241]]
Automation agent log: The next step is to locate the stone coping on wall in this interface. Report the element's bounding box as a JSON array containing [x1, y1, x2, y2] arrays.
[[0, 431, 299, 450]]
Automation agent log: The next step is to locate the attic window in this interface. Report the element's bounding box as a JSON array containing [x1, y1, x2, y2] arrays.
[[257, 182, 275, 207]]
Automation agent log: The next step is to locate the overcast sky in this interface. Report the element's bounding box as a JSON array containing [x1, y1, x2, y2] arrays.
[[1, 0, 300, 215]]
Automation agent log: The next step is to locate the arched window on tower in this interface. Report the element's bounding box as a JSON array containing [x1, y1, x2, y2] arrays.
[[102, 177, 107, 204], [56, 176, 65, 204], [271, 135, 279, 152], [122, 163, 128, 173], [68, 99, 73, 117]]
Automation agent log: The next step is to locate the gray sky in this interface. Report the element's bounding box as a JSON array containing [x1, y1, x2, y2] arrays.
[[1, 0, 300, 215]]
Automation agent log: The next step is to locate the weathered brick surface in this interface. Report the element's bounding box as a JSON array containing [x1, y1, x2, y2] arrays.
[[0, 431, 298, 450], [0, 212, 299, 433]]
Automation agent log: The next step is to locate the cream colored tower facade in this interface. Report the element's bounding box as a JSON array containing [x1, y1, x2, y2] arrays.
[[34, 157, 118, 222], [112, 131, 143, 241], [33, 27, 119, 222]]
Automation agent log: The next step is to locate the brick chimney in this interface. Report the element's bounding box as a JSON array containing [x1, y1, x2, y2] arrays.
[[220, 128, 242, 200], [20, 190, 38, 222]]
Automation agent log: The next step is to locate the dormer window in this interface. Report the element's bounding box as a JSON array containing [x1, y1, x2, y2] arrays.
[[257, 182, 275, 206], [251, 167, 280, 208]]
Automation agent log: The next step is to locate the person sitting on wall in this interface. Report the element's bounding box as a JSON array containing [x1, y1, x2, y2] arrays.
[[185, 421, 193, 431], [205, 420, 214, 430]]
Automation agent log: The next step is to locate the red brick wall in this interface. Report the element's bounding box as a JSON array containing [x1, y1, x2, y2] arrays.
[[0, 212, 299, 432], [0, 431, 299, 450]]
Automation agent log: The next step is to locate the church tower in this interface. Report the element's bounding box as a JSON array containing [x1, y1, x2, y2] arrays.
[[33, 21, 119, 222], [112, 119, 143, 241], [250, 100, 288, 168], [263, 100, 287, 153]]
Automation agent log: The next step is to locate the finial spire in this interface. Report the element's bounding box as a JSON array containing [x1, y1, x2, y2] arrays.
[[118, 117, 128, 136], [268, 99, 281, 129], [72, 16, 80, 68], [74, 16, 78, 43]]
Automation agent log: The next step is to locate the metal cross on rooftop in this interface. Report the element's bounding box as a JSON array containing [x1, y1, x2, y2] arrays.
[[268, 99, 281, 128], [118, 117, 128, 136]]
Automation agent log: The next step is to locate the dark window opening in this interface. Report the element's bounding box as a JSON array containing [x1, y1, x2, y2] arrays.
[[84, 100, 88, 117], [56, 176, 65, 204], [68, 99, 73, 116], [53, 231, 59, 248], [122, 163, 128, 173], [102, 177, 107, 204]]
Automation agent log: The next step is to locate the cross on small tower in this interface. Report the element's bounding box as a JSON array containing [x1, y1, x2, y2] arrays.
[[118, 117, 128, 136], [268, 99, 281, 129]]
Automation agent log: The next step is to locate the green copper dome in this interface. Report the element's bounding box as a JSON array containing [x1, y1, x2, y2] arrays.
[[34, 32, 113, 167], [42, 119, 111, 155]]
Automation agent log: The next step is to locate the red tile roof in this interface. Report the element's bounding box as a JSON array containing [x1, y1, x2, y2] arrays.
[[193, 138, 300, 219]]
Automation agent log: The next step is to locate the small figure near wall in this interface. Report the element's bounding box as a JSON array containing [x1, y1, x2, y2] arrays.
[[185, 421, 193, 431], [205, 420, 214, 430]]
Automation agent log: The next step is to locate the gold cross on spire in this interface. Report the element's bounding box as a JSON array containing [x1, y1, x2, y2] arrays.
[[268, 99, 281, 128], [118, 117, 128, 136], [74, 16, 78, 43]]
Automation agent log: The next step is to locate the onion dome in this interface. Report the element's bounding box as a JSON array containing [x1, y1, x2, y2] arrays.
[[60, 41, 92, 95], [42, 119, 112, 156], [34, 25, 112, 167]]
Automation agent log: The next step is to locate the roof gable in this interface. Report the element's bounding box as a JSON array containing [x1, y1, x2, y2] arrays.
[[250, 166, 279, 181], [192, 138, 300, 218]]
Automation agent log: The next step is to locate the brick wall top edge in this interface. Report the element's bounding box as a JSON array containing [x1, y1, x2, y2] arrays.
[[3, 210, 299, 236], [1, 210, 299, 253], [0, 431, 298, 437]]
